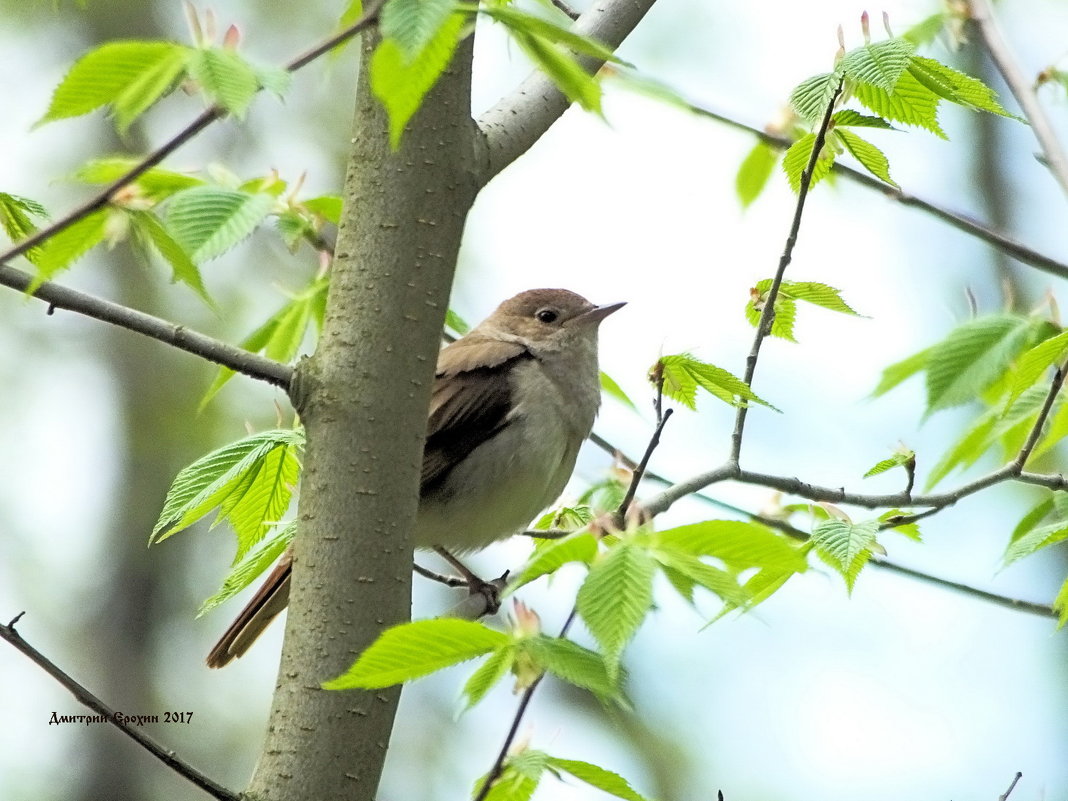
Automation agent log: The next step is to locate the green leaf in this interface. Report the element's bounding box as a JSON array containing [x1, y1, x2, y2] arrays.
[[462, 644, 515, 708], [1053, 576, 1068, 630], [483, 750, 548, 801], [872, 347, 932, 396], [75, 158, 205, 200], [481, 5, 629, 66], [903, 13, 948, 46], [521, 636, 618, 699], [371, 13, 466, 148], [879, 509, 922, 541], [1009, 496, 1055, 545], [301, 194, 343, 225], [735, 140, 779, 208], [840, 39, 915, 92], [600, 370, 636, 409], [745, 286, 798, 342], [444, 307, 470, 336], [39, 41, 189, 125], [576, 542, 655, 678], [651, 520, 808, 572], [925, 315, 1037, 413], [0, 193, 48, 263], [778, 280, 861, 315], [652, 550, 749, 607], [546, 758, 650, 801], [863, 448, 915, 478], [781, 132, 836, 192], [508, 531, 597, 593], [197, 521, 296, 617], [835, 129, 897, 187], [151, 429, 304, 545], [32, 209, 108, 287], [512, 29, 601, 114], [658, 353, 775, 411], [381, 0, 457, 58], [908, 56, 1017, 118], [832, 109, 895, 129], [128, 210, 209, 300], [1004, 329, 1068, 414], [1003, 520, 1068, 567], [166, 186, 274, 262], [324, 618, 508, 689], [811, 519, 880, 592], [854, 69, 945, 138], [790, 71, 843, 122], [186, 47, 260, 118]]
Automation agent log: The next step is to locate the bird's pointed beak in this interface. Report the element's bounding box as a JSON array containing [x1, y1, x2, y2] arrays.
[[577, 301, 626, 325]]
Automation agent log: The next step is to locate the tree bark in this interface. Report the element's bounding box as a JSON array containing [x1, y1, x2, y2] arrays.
[[244, 30, 480, 801]]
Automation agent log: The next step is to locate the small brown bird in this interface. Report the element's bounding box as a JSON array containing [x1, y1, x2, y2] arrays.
[[207, 288, 624, 667]]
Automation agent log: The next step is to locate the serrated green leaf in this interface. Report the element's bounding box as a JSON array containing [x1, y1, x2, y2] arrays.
[[879, 509, 922, 541], [1004, 329, 1068, 415], [652, 550, 749, 607], [1010, 496, 1054, 544], [926, 315, 1036, 414], [925, 414, 996, 489], [0, 193, 48, 263], [186, 47, 260, 118], [781, 132, 836, 192], [112, 45, 191, 131], [533, 504, 593, 532], [779, 280, 861, 315], [835, 128, 897, 187], [217, 439, 301, 562], [324, 618, 508, 689], [39, 41, 189, 125], [1053, 576, 1068, 629], [371, 13, 466, 148], [790, 71, 843, 122], [546, 758, 650, 801], [576, 542, 655, 678], [811, 519, 880, 592], [483, 750, 548, 801], [1003, 520, 1068, 567], [600, 370, 636, 409], [482, 5, 629, 67], [872, 347, 932, 396], [462, 644, 515, 708], [302, 194, 343, 225], [197, 521, 296, 617], [840, 39, 915, 92], [32, 209, 108, 288], [735, 140, 779, 208], [658, 353, 775, 411], [508, 531, 597, 593], [855, 69, 945, 138], [151, 429, 304, 542], [1034, 397, 1068, 460], [745, 287, 798, 342], [166, 186, 274, 262], [832, 109, 895, 129], [521, 636, 618, 699], [908, 56, 1016, 118], [380, 0, 457, 58], [75, 158, 205, 200], [651, 520, 808, 572], [128, 210, 209, 300], [513, 29, 601, 114], [863, 448, 914, 478]]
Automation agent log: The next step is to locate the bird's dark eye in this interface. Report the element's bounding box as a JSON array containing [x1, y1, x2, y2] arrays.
[[535, 308, 559, 324]]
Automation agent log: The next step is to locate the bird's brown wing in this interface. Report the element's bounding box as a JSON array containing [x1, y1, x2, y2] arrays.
[[421, 335, 532, 493]]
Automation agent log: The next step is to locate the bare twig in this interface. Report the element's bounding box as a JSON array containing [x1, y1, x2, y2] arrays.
[[548, 0, 580, 21], [413, 562, 468, 588], [0, 614, 237, 801], [0, 0, 384, 271], [998, 771, 1023, 801], [0, 265, 292, 387], [672, 101, 1068, 281], [1013, 367, 1065, 470], [618, 408, 673, 516], [729, 78, 843, 465], [874, 562, 1055, 618], [968, 0, 1068, 198]]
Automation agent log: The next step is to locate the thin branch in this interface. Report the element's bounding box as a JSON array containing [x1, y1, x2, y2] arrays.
[[0, 1, 383, 270], [0, 613, 238, 801], [413, 562, 467, 588], [674, 101, 1068, 281], [998, 771, 1024, 801], [0, 264, 293, 388], [548, 0, 580, 21], [1012, 366, 1065, 470], [729, 78, 843, 465], [477, 0, 658, 183], [618, 408, 672, 516], [967, 0, 1068, 197]]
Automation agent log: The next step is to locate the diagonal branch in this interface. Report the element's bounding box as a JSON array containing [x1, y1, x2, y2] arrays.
[[476, 0, 658, 184], [729, 78, 843, 464], [0, 613, 238, 801], [0, 264, 292, 387], [675, 101, 1068, 281], [967, 0, 1068, 198], [0, 0, 385, 268]]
